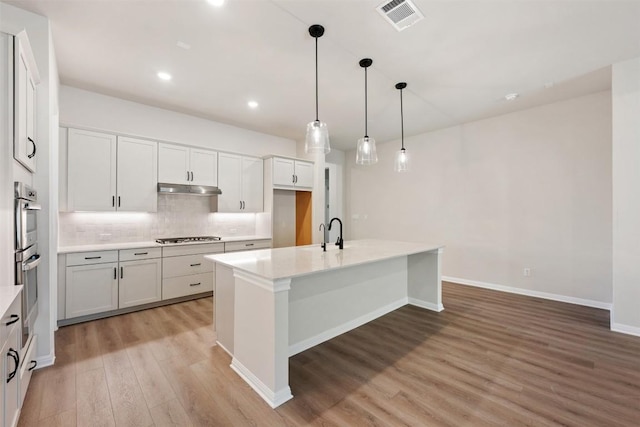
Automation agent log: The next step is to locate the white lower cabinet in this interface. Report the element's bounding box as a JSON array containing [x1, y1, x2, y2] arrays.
[[162, 242, 223, 300], [119, 258, 162, 309], [2, 292, 22, 427], [66, 262, 119, 318]]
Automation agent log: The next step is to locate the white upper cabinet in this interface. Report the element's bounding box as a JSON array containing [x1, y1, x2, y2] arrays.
[[67, 129, 157, 212], [190, 148, 218, 186], [13, 33, 40, 173], [117, 136, 158, 212], [271, 157, 314, 191], [68, 129, 117, 211], [218, 153, 263, 213], [158, 144, 189, 184], [158, 143, 218, 186]]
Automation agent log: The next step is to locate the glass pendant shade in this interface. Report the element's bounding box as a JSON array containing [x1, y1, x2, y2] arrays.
[[305, 120, 330, 154], [394, 148, 409, 172], [356, 136, 378, 165]]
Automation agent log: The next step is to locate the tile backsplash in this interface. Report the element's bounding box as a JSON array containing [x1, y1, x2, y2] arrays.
[[59, 195, 258, 246]]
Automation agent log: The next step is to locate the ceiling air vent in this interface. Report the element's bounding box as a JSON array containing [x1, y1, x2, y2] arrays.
[[376, 0, 424, 32]]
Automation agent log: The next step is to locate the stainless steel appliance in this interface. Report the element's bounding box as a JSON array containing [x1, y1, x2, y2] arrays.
[[14, 182, 40, 356], [155, 236, 221, 244]]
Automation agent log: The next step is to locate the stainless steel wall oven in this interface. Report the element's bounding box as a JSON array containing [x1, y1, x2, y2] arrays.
[[14, 182, 40, 355]]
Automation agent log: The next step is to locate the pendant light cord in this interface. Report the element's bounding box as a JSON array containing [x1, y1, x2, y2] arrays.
[[315, 37, 319, 122], [364, 66, 368, 137], [400, 87, 404, 150]]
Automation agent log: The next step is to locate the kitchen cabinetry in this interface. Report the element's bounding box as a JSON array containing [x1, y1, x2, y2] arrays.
[[13, 32, 40, 173], [217, 153, 263, 212], [2, 291, 23, 427], [65, 251, 119, 318], [65, 248, 162, 319], [118, 248, 162, 309], [67, 129, 158, 212], [271, 157, 314, 190], [162, 243, 223, 299], [158, 143, 218, 186]]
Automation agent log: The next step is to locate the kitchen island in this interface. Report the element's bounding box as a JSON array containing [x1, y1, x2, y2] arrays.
[[205, 239, 444, 408]]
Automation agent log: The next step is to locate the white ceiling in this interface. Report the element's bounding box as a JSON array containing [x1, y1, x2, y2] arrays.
[[7, 0, 640, 151]]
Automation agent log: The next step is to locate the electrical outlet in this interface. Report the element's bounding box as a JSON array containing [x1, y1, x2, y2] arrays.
[[523, 268, 531, 277]]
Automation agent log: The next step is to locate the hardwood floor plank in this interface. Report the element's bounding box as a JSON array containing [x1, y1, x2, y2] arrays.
[[148, 398, 193, 426], [74, 322, 103, 374], [104, 365, 153, 427], [126, 342, 177, 408], [75, 367, 115, 427]]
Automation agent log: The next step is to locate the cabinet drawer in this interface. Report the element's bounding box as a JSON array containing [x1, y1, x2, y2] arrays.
[[163, 273, 213, 300], [224, 240, 272, 252], [163, 254, 213, 278], [1, 292, 21, 347], [66, 250, 118, 266], [162, 242, 224, 258], [19, 334, 37, 406], [119, 247, 161, 262]]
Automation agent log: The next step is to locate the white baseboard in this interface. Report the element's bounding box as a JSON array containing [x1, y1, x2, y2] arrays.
[[444, 276, 612, 310], [34, 353, 55, 369], [230, 357, 292, 408], [216, 340, 233, 357], [408, 298, 444, 312], [611, 322, 640, 337], [288, 297, 407, 357]]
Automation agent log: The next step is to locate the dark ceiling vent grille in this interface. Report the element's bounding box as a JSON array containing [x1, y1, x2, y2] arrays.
[[377, 0, 424, 31]]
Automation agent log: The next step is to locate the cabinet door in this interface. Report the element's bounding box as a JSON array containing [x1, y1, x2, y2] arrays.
[[66, 262, 118, 318], [3, 326, 20, 427], [158, 143, 189, 184], [68, 129, 117, 211], [294, 160, 314, 189], [190, 148, 218, 186], [272, 157, 295, 188], [242, 156, 263, 212], [117, 136, 158, 212], [119, 259, 162, 309], [217, 153, 242, 212], [13, 36, 37, 173]]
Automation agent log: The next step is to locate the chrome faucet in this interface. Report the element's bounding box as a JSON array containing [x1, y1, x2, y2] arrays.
[[328, 217, 343, 249], [319, 223, 327, 252]]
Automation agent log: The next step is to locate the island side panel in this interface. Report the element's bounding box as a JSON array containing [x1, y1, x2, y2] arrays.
[[215, 263, 235, 355], [230, 270, 293, 408], [288, 256, 408, 356], [407, 248, 444, 311]]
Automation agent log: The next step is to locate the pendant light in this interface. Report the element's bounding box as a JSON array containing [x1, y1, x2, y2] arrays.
[[305, 24, 331, 154], [356, 58, 378, 165], [394, 82, 409, 172]]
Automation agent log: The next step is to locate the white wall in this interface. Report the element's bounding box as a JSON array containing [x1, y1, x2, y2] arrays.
[[612, 58, 640, 336], [346, 91, 612, 307], [1, 2, 59, 365], [59, 85, 296, 158]]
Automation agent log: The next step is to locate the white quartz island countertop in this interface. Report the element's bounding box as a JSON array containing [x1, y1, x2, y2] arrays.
[[205, 239, 444, 280]]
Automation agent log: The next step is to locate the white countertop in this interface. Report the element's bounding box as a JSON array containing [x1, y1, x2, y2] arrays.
[[58, 235, 271, 254], [0, 285, 22, 317], [205, 239, 444, 280]]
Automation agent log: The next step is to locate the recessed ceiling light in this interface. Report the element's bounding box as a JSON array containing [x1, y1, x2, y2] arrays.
[[207, 0, 225, 6], [247, 100, 259, 109], [505, 92, 519, 101], [157, 71, 172, 81]]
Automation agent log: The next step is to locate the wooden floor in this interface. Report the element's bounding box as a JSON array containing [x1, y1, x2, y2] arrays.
[[19, 282, 640, 426]]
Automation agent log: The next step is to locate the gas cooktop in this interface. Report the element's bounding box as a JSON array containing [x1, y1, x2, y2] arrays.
[[155, 236, 221, 244]]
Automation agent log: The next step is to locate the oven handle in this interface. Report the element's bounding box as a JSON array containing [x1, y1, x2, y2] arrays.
[[24, 203, 41, 211], [22, 254, 42, 271]]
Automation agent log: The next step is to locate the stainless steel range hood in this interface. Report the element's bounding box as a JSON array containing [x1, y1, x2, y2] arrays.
[[157, 183, 222, 196]]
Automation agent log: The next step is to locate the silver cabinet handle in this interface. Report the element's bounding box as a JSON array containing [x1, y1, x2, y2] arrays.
[[25, 203, 41, 211], [190, 263, 201, 267], [189, 282, 201, 287]]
